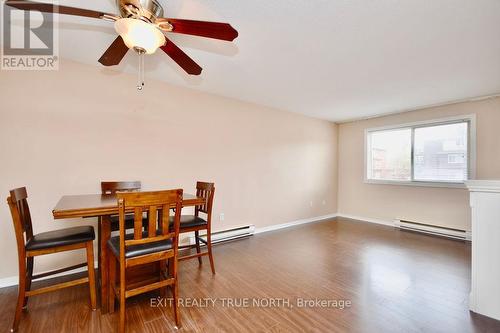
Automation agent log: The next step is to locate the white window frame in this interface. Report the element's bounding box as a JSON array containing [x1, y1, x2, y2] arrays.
[[364, 114, 476, 188]]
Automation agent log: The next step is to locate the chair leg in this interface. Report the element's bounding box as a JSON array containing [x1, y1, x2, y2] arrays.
[[167, 257, 173, 294], [167, 257, 173, 278], [119, 265, 126, 333], [172, 281, 181, 328], [11, 258, 27, 332], [108, 255, 116, 314], [159, 260, 167, 298], [86, 242, 97, 310], [206, 230, 216, 275], [22, 257, 33, 310], [194, 231, 202, 266]]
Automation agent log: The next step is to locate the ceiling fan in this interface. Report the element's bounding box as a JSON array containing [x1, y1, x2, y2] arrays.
[[5, 0, 239, 88]]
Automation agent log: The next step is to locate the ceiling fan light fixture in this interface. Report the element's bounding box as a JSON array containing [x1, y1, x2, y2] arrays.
[[114, 18, 165, 54]]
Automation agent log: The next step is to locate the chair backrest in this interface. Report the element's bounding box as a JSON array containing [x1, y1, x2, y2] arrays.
[[195, 181, 215, 219], [101, 181, 141, 195], [7, 187, 34, 252], [116, 189, 183, 260]]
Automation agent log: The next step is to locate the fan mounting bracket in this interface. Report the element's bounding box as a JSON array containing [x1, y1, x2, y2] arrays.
[[117, 0, 164, 23], [100, 14, 121, 22], [157, 20, 173, 32]]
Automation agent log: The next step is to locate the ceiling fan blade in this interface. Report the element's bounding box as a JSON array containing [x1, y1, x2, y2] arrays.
[[98, 36, 129, 66], [163, 19, 238, 41], [160, 38, 202, 75], [5, 0, 116, 20]]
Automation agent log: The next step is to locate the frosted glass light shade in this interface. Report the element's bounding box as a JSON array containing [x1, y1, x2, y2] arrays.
[[114, 18, 166, 54]]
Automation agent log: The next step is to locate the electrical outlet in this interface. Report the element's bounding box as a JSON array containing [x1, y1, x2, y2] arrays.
[[220, 213, 225, 221]]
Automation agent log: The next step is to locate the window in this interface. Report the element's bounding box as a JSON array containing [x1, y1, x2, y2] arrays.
[[365, 115, 475, 187], [368, 128, 411, 181], [448, 154, 466, 164]]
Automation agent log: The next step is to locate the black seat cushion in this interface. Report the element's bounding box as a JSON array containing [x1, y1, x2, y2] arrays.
[[107, 233, 173, 259], [169, 215, 208, 229], [109, 214, 149, 232], [25, 226, 95, 251]]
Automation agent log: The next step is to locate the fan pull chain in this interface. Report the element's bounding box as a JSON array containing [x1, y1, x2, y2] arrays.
[[137, 50, 145, 91]]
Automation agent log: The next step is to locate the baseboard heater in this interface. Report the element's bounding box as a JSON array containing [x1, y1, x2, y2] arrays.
[[192, 225, 255, 245], [395, 220, 471, 241]]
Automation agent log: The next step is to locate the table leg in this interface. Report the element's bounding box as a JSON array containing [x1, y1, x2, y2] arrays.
[[99, 215, 111, 314], [97, 221, 101, 270]]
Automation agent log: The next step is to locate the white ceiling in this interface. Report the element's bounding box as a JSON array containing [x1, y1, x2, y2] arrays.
[[28, 1, 500, 121]]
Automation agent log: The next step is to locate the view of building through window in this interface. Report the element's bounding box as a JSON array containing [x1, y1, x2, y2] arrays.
[[414, 123, 468, 182], [367, 121, 469, 183]]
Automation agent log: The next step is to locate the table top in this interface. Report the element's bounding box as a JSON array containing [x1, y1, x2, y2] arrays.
[[52, 193, 204, 219]]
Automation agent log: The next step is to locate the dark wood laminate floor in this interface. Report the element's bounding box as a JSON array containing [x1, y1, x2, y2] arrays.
[[1, 217, 500, 333]]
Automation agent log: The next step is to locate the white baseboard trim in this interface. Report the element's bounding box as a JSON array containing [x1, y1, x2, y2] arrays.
[[337, 214, 471, 240], [0, 261, 97, 289], [336, 213, 396, 227], [254, 213, 338, 234], [0, 276, 19, 289]]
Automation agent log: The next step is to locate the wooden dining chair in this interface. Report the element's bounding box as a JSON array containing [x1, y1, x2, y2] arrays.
[[174, 182, 216, 274], [107, 189, 183, 333], [7, 187, 97, 333], [99, 181, 150, 263], [100, 181, 143, 231], [101, 181, 142, 195]]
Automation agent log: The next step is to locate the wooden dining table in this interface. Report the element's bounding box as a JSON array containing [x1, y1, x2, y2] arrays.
[[52, 192, 205, 314]]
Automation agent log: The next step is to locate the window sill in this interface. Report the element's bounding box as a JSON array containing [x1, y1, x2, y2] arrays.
[[364, 179, 467, 189]]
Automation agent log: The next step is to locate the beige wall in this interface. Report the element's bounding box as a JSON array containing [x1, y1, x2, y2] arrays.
[[338, 97, 500, 231], [0, 60, 338, 280], [3, 59, 498, 283]]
